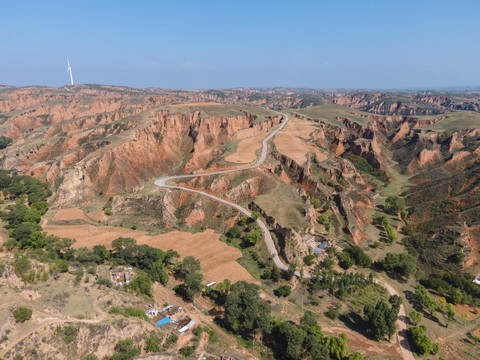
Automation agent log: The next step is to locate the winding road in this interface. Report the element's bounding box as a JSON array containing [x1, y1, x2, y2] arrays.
[[154, 109, 414, 360], [154, 111, 291, 272]]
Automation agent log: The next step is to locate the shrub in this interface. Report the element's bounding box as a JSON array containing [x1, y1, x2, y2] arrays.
[[326, 308, 339, 320], [250, 211, 260, 220], [111, 339, 140, 360], [304, 254, 316, 266], [310, 198, 322, 208], [408, 325, 432, 355], [104, 207, 112, 216], [84, 355, 99, 360], [62, 325, 78, 343], [277, 285, 292, 297], [164, 333, 178, 348], [226, 226, 242, 239], [96, 277, 112, 287], [179, 346, 194, 357], [13, 307, 33, 323], [145, 334, 163, 353]]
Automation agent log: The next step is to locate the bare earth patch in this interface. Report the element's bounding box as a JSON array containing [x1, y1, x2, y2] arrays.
[[225, 133, 264, 164], [87, 209, 109, 222], [43, 225, 256, 284], [53, 208, 89, 222], [274, 118, 327, 164]]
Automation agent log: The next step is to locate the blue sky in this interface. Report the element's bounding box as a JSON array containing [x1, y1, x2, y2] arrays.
[[1, 0, 479, 89]]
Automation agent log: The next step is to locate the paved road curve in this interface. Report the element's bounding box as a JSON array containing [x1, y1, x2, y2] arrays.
[[154, 111, 291, 271], [154, 109, 414, 360]]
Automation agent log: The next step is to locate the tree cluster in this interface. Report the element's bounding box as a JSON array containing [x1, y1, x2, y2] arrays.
[[415, 285, 438, 315], [384, 196, 405, 215], [308, 270, 374, 300], [363, 295, 401, 341], [374, 215, 397, 244], [420, 271, 480, 305], [174, 256, 204, 301], [407, 325, 440, 355], [338, 246, 372, 270], [376, 252, 417, 278]]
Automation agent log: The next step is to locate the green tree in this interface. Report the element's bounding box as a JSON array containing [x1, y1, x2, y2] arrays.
[[93, 244, 110, 262], [310, 198, 322, 208], [127, 272, 152, 297], [13, 307, 33, 323], [301, 310, 319, 331], [180, 256, 201, 276], [226, 226, 242, 238], [111, 237, 136, 251], [317, 214, 329, 225], [348, 352, 364, 360], [324, 334, 347, 360], [364, 296, 400, 341], [185, 272, 204, 298], [277, 285, 292, 297], [244, 230, 261, 245], [251, 211, 260, 220], [277, 321, 307, 360], [224, 281, 271, 336], [408, 325, 432, 355], [409, 310, 423, 326], [444, 303, 455, 327], [384, 196, 405, 215]]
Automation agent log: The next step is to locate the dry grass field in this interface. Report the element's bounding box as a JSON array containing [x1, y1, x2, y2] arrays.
[[44, 224, 256, 284], [274, 118, 327, 164]]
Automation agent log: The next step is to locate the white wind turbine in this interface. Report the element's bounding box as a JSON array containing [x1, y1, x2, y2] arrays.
[[67, 59, 74, 85]]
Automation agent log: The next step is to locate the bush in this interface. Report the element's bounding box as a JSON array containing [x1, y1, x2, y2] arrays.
[[96, 277, 112, 287], [384, 196, 405, 215], [109, 306, 149, 321], [13, 307, 33, 323], [304, 254, 316, 266], [277, 285, 292, 297], [408, 325, 432, 355], [348, 352, 364, 360], [164, 333, 178, 348], [310, 198, 322, 208], [226, 226, 242, 239], [145, 334, 163, 353], [104, 207, 112, 216], [126, 272, 153, 297], [342, 246, 372, 268], [84, 355, 98, 360], [179, 346, 194, 357], [326, 308, 339, 320], [62, 325, 78, 343], [111, 339, 140, 360]]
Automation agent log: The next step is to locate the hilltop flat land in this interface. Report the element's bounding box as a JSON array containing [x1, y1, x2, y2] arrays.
[[273, 117, 327, 164]]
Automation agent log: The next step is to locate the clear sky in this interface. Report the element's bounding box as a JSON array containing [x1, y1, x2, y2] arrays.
[[2, 0, 479, 89]]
